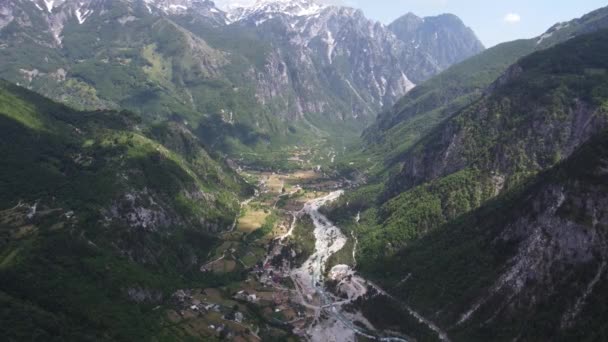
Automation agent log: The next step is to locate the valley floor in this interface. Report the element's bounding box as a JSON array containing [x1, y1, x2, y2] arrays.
[[163, 165, 447, 341]]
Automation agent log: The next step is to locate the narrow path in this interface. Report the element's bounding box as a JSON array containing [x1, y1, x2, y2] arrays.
[[200, 252, 226, 272], [228, 195, 257, 232]]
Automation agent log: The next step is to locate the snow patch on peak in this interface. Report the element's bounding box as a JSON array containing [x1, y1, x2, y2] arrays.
[[29, 0, 66, 13], [44, 0, 56, 12], [47, 0, 68, 13], [142, 0, 222, 14], [169, 4, 188, 11], [322, 29, 336, 63], [228, 0, 326, 23], [31, 1, 45, 11], [75, 3, 93, 24], [401, 72, 416, 93], [143, 0, 188, 14]]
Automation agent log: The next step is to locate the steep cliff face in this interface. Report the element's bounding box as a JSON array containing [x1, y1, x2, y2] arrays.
[[225, 1, 483, 123], [354, 31, 607, 264], [384, 130, 608, 341], [232, 5, 419, 122], [324, 28, 608, 286], [389, 12, 484, 71], [388, 31, 608, 197]]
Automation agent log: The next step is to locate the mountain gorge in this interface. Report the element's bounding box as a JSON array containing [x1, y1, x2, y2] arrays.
[[323, 9, 608, 341], [0, 0, 483, 161], [333, 6, 608, 260], [362, 5, 608, 167], [329, 24, 608, 268], [2, 0, 608, 341]]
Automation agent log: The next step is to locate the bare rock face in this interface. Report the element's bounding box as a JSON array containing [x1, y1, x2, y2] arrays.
[[387, 55, 608, 198], [453, 130, 608, 338], [0, 2, 15, 30], [457, 183, 608, 326], [106, 190, 173, 232], [124, 286, 164, 303], [389, 12, 485, 71], [227, 2, 440, 121]]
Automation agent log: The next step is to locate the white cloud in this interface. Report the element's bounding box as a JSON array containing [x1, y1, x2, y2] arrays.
[[503, 13, 521, 24]]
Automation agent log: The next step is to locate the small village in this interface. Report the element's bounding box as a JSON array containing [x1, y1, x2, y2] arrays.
[[163, 168, 343, 340]]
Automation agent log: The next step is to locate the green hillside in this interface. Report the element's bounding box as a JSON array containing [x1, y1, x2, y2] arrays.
[[327, 28, 608, 272], [356, 5, 608, 175], [378, 129, 608, 341], [0, 80, 251, 340]]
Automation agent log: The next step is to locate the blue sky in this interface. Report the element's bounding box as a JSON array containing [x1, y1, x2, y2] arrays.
[[343, 0, 608, 47], [216, 0, 608, 47]]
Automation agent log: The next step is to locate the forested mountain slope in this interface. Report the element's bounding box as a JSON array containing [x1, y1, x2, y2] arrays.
[[3, 1, 608, 341], [0, 80, 251, 340], [360, 5, 608, 169], [381, 129, 608, 341], [328, 28, 608, 273], [325, 26, 608, 342]]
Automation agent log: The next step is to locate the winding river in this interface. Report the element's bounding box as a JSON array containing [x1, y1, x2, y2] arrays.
[[251, 176, 450, 342], [288, 191, 411, 342]]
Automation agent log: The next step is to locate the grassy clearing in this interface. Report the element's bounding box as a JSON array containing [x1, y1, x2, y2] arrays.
[[240, 247, 266, 268], [237, 208, 271, 233], [0, 91, 47, 131], [142, 44, 173, 83], [287, 170, 318, 181], [265, 174, 285, 194], [210, 259, 237, 273], [0, 249, 19, 269]]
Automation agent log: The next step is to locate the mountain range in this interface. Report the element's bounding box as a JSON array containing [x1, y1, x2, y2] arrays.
[[0, 0, 483, 159]]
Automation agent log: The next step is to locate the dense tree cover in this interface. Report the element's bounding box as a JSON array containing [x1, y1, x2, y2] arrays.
[[378, 130, 608, 341], [329, 27, 608, 267], [361, 6, 608, 170], [325, 27, 608, 342], [0, 81, 251, 340]]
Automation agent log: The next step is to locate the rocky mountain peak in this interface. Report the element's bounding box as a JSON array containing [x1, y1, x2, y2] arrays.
[[1, 0, 484, 132], [25, 0, 225, 16], [394, 12, 423, 28], [143, 0, 223, 14], [228, 0, 326, 23], [389, 11, 484, 69], [29, 0, 68, 13]]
